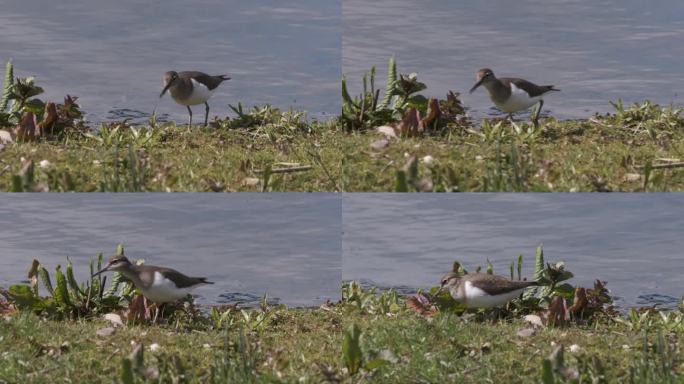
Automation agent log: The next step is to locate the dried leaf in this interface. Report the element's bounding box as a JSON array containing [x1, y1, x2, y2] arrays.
[[523, 314, 545, 328], [545, 296, 570, 326], [397, 108, 423, 137], [242, 177, 260, 187], [370, 139, 390, 150], [0, 130, 13, 144], [376, 125, 398, 139], [122, 294, 152, 324], [517, 328, 536, 338], [27, 259, 40, 293], [568, 287, 588, 315], [104, 313, 124, 327], [0, 298, 16, 315], [406, 293, 439, 317], [39, 102, 58, 134], [13, 112, 41, 141], [96, 327, 116, 337], [421, 98, 440, 127]]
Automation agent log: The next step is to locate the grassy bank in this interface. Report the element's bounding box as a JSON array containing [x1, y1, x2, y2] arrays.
[[1, 293, 683, 383], [2, 58, 684, 191], [1, 102, 684, 192]]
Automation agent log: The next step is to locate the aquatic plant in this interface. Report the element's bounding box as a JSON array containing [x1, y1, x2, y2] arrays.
[[0, 60, 84, 139], [605, 99, 684, 141], [341, 57, 466, 134], [0, 59, 13, 113], [342, 323, 395, 378], [341, 281, 402, 315], [341, 63, 395, 131], [0, 253, 130, 319], [222, 103, 311, 140]]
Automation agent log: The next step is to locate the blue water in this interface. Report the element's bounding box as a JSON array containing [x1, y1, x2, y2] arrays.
[[343, 0, 684, 120], [0, 194, 341, 307], [343, 194, 683, 309], [0, 0, 340, 123]]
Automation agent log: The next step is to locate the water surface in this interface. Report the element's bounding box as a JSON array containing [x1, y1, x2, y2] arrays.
[[0, 194, 341, 307], [343, 194, 683, 309], [0, 0, 340, 123], [343, 0, 684, 120]]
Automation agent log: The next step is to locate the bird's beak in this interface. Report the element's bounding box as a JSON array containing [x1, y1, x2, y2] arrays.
[[469, 78, 484, 94], [92, 265, 110, 277], [160, 82, 172, 98], [431, 285, 445, 301]]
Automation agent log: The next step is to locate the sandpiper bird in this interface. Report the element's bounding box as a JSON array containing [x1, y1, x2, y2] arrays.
[[469, 68, 559, 125], [159, 71, 230, 126], [437, 271, 538, 308], [93, 255, 213, 322]]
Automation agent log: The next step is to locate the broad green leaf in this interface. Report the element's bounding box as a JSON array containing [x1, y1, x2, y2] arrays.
[[534, 244, 545, 282], [342, 323, 363, 375], [364, 358, 389, 371], [7, 284, 39, 309], [120, 358, 134, 384], [54, 265, 72, 309], [39, 265, 54, 295], [66, 259, 83, 299]]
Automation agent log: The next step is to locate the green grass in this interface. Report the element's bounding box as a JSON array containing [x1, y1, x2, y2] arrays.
[[341, 315, 683, 383], [2, 101, 684, 192], [1, 290, 682, 383], [0, 308, 343, 383]]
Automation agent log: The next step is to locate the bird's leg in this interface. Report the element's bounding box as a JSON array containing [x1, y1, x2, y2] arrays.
[[187, 106, 193, 128], [204, 102, 210, 126], [532, 100, 544, 128], [507, 113, 514, 123], [152, 305, 159, 324]]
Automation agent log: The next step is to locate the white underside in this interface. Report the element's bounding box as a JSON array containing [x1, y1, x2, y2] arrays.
[[452, 281, 526, 308], [494, 83, 543, 113], [174, 79, 215, 106], [141, 272, 197, 303]]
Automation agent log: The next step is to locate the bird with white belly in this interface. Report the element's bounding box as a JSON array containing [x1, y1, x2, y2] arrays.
[[159, 70, 230, 127], [469, 68, 559, 126], [93, 255, 213, 323], [437, 270, 539, 309]]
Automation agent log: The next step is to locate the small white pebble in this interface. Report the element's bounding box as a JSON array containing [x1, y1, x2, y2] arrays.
[[569, 187, 578, 192], [203, 343, 211, 349], [475, 155, 483, 161], [403, 152, 410, 158], [130, 340, 136, 345], [569, 344, 580, 353], [149, 343, 160, 352], [39, 160, 51, 169], [93, 160, 101, 166], [20, 157, 26, 163], [622, 344, 631, 350], [422, 155, 434, 165], [550, 341, 557, 347]]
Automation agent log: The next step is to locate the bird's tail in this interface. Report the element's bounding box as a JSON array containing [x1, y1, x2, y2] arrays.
[[219, 75, 231, 81], [545, 85, 560, 92], [199, 277, 214, 284]]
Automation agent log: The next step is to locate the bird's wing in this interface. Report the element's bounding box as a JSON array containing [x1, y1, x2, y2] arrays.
[[505, 78, 558, 97]]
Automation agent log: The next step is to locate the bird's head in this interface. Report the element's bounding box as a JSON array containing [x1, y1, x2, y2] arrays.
[[93, 255, 132, 276], [160, 71, 180, 98], [469, 68, 495, 94]]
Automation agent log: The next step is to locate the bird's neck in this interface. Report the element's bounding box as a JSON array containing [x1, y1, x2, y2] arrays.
[[118, 266, 145, 288], [483, 78, 509, 103]]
